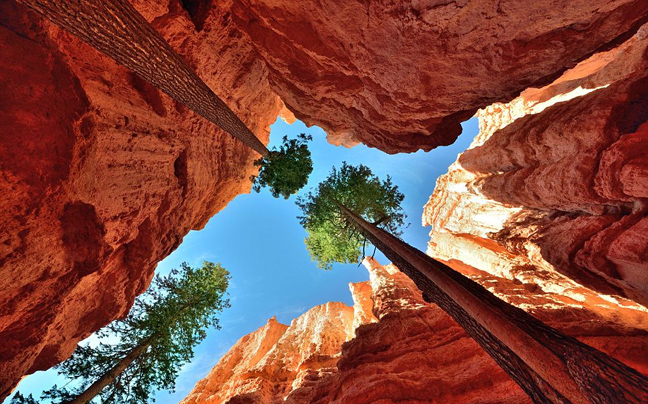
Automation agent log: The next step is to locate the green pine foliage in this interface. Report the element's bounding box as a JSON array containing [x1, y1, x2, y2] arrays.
[[9, 392, 38, 404], [251, 133, 313, 199], [296, 162, 407, 270], [12, 262, 230, 404]]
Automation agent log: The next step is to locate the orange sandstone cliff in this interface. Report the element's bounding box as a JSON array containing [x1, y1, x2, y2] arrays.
[[424, 22, 648, 307], [180, 19, 648, 403], [230, 0, 648, 152], [180, 288, 371, 404], [180, 258, 648, 404], [0, 1, 280, 398], [3, 0, 648, 400]]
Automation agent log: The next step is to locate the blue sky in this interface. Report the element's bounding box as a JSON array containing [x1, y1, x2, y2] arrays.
[[6, 117, 477, 403]]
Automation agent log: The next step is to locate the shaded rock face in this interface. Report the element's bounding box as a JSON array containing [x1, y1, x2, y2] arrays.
[[230, 0, 648, 153], [182, 259, 648, 404], [0, 0, 280, 397], [424, 23, 648, 307]]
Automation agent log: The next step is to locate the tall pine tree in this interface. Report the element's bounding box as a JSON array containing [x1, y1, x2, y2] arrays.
[[296, 162, 407, 269], [17, 0, 314, 196], [12, 261, 230, 404], [296, 164, 648, 404]]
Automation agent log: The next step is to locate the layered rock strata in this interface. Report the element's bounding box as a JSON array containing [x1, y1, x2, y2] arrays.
[[231, 0, 648, 152], [424, 22, 648, 307], [0, 1, 280, 397], [182, 258, 648, 404]]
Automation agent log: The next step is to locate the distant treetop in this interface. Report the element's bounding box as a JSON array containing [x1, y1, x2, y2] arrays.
[[296, 162, 407, 270], [251, 133, 313, 199]]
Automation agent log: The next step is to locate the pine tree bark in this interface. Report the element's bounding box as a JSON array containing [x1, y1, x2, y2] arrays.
[[336, 202, 648, 404], [16, 0, 270, 158], [65, 338, 151, 404]]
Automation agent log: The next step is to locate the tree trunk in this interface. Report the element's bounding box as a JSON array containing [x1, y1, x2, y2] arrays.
[[17, 0, 270, 158], [65, 339, 151, 404], [336, 202, 648, 404]]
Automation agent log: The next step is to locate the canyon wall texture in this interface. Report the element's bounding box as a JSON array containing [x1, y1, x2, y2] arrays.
[[424, 22, 648, 308], [180, 285, 371, 404], [231, 0, 648, 152], [0, 1, 280, 397], [182, 16, 648, 404], [181, 258, 648, 404], [3, 0, 648, 400]]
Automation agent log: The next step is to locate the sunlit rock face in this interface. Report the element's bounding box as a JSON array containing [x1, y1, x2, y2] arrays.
[[180, 282, 375, 404], [230, 0, 648, 153], [424, 23, 648, 309], [300, 259, 531, 404], [182, 258, 648, 403], [0, 1, 280, 397]]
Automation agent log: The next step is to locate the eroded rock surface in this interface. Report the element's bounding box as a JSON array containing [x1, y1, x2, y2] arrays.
[[181, 283, 374, 404], [231, 0, 648, 153], [3, 0, 648, 399], [0, 1, 280, 397], [180, 24, 648, 402], [182, 259, 648, 404], [424, 23, 648, 307]]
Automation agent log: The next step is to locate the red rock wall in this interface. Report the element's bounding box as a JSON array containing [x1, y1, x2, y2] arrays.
[[0, 0, 281, 397], [424, 23, 648, 307], [180, 287, 374, 404], [230, 0, 648, 153], [181, 18, 648, 404], [4, 0, 648, 400], [182, 258, 648, 404]]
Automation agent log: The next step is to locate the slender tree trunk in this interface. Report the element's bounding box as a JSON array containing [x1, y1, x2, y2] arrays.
[[336, 201, 648, 404], [65, 339, 151, 404], [16, 0, 270, 158]]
